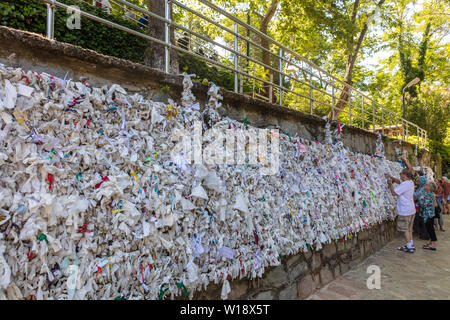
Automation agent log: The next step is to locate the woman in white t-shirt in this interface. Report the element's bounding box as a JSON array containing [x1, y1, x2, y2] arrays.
[[386, 169, 416, 253]]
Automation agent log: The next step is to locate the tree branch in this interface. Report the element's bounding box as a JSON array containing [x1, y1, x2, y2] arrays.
[[350, 0, 386, 67], [351, 0, 360, 24], [260, 0, 279, 33]]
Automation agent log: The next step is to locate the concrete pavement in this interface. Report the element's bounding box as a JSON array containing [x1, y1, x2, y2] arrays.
[[307, 214, 450, 300]]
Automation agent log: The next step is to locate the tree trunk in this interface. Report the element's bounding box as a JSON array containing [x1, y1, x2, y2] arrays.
[[145, 0, 178, 73], [259, 0, 279, 99], [328, 0, 386, 120]]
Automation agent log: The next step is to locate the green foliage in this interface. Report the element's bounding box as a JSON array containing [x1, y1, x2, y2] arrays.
[[0, 0, 45, 32], [399, 22, 431, 98], [406, 85, 450, 144], [159, 84, 171, 93], [178, 52, 234, 91], [429, 139, 450, 174], [0, 0, 235, 89]]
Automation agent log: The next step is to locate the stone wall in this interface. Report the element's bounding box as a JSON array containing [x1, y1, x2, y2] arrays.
[[188, 219, 396, 300]]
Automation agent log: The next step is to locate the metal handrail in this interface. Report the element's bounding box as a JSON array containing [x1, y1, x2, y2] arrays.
[[36, 0, 428, 150]]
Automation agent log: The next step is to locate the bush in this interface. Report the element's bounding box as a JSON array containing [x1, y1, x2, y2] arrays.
[[429, 139, 450, 174], [0, 0, 148, 63], [178, 52, 234, 91]]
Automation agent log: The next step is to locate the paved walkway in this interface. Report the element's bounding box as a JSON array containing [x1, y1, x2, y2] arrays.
[[307, 214, 450, 300]]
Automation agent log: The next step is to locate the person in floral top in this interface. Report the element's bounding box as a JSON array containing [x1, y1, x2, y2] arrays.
[[418, 182, 438, 250]]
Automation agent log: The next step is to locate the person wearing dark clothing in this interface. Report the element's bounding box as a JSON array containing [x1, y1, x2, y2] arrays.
[[178, 32, 190, 51], [210, 52, 219, 61], [414, 176, 430, 240], [443, 177, 450, 214], [138, 15, 149, 29], [418, 182, 438, 250], [434, 179, 445, 231]]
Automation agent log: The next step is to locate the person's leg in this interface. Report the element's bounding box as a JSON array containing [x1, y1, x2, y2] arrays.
[[405, 231, 412, 249], [408, 214, 415, 249], [412, 212, 420, 236], [397, 216, 409, 250], [419, 215, 430, 240], [424, 219, 437, 248], [439, 213, 444, 231]]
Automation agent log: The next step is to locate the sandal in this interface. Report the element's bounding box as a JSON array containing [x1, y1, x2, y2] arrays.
[[423, 245, 437, 251], [397, 246, 414, 253]]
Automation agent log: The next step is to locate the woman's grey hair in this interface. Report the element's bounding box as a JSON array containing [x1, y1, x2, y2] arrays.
[[427, 182, 436, 191]]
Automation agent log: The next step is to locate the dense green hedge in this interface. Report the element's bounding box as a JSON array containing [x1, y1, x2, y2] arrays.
[[178, 52, 234, 90], [0, 0, 234, 89]]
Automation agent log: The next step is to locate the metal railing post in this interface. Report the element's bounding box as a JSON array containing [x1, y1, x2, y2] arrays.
[[164, 0, 170, 73], [401, 118, 405, 143], [391, 113, 394, 137], [279, 48, 283, 106], [419, 128, 421, 148], [425, 131, 427, 149], [309, 71, 313, 115], [361, 97, 365, 129], [406, 123, 409, 142], [269, 74, 273, 103], [420, 129, 425, 148], [348, 88, 352, 126], [331, 79, 335, 120], [234, 23, 239, 93], [394, 114, 396, 138], [372, 102, 375, 133], [420, 129, 423, 149], [46, 0, 55, 39]]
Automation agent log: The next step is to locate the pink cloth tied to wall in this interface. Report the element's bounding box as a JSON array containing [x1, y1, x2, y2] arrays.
[[297, 138, 308, 153]]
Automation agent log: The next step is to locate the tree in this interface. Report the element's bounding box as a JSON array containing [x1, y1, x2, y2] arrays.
[[258, 0, 279, 97], [274, 0, 388, 115], [364, 0, 449, 172], [329, 0, 386, 120], [399, 22, 431, 99]]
